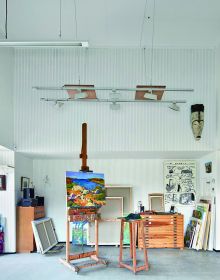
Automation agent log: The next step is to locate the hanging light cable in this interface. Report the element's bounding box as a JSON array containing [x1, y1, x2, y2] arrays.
[[144, 0, 157, 100], [74, 0, 81, 84], [150, 0, 156, 86], [140, 0, 148, 47], [5, 0, 8, 39], [59, 0, 62, 38]]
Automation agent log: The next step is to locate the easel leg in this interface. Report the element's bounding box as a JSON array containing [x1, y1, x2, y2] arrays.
[[95, 219, 99, 257], [66, 217, 70, 262]]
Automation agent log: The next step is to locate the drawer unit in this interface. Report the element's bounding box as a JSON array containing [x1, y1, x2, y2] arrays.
[[138, 214, 184, 249]]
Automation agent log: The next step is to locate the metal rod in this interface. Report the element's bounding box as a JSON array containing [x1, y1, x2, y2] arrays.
[[41, 98, 187, 104], [0, 41, 89, 47], [5, 0, 8, 39], [33, 86, 193, 92]]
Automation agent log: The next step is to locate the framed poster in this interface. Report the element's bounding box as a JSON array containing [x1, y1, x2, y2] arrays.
[[164, 160, 196, 206], [0, 175, 6, 191]]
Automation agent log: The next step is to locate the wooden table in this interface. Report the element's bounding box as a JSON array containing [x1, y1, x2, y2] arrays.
[[119, 218, 149, 274]]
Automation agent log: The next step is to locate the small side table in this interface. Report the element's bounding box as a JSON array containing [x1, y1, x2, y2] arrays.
[[119, 218, 149, 274]]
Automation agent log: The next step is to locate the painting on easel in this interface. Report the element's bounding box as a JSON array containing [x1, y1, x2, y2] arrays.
[[66, 171, 106, 208]]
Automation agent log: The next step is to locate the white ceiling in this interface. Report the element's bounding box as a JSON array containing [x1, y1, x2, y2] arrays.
[[0, 0, 220, 47]]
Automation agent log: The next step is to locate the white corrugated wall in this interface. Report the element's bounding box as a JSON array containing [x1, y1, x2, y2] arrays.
[[0, 149, 15, 253], [13, 48, 215, 155]]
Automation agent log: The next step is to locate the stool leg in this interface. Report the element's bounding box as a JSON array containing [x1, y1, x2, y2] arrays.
[[141, 222, 149, 271], [132, 222, 137, 273], [119, 220, 124, 264], [129, 222, 133, 258]]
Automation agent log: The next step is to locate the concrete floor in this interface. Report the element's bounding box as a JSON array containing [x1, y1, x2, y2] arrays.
[[1, 246, 219, 280]]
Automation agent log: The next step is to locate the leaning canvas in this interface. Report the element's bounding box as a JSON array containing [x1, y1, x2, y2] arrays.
[[66, 171, 106, 208]]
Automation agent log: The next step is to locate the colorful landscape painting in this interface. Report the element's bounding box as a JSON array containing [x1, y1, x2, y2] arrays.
[[66, 171, 106, 208]]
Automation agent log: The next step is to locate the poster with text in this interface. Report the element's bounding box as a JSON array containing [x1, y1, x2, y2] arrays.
[[164, 160, 196, 207]]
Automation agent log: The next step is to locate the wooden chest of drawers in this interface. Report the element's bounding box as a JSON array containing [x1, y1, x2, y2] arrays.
[[138, 214, 184, 249], [16, 206, 45, 253]]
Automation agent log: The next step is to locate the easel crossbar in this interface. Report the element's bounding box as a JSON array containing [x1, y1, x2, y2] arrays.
[[69, 251, 96, 261]]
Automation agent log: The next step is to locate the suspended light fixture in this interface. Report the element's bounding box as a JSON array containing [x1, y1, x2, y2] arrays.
[[168, 102, 180, 111], [0, 41, 89, 47], [110, 102, 120, 110], [0, 0, 88, 48]]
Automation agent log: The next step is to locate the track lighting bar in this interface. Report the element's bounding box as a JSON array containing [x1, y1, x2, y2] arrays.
[[0, 41, 89, 47], [33, 86, 193, 92], [40, 98, 186, 104]]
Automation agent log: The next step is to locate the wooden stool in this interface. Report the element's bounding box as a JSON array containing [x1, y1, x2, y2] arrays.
[[119, 219, 149, 274]]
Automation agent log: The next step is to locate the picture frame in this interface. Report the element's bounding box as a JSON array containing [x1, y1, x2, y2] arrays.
[[0, 175, 6, 191], [21, 176, 30, 191], [205, 162, 212, 173], [148, 193, 164, 212]]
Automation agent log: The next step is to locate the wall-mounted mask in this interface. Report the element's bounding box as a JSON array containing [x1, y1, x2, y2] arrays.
[[191, 104, 204, 141]]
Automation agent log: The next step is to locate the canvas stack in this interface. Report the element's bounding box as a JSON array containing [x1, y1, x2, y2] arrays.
[[184, 198, 215, 251]]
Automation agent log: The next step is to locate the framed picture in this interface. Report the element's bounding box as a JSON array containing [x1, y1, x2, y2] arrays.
[[148, 193, 164, 212], [205, 162, 212, 173], [0, 175, 6, 191], [21, 177, 30, 191]]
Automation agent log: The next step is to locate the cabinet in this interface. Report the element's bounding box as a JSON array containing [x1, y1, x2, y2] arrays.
[[138, 214, 184, 249], [16, 206, 45, 253]]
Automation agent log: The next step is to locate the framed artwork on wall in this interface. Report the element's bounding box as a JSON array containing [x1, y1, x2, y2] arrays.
[[0, 175, 6, 191], [21, 177, 30, 191], [205, 162, 212, 173], [148, 193, 164, 212], [164, 160, 196, 207]]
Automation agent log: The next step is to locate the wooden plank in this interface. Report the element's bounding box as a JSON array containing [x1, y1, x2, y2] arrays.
[[119, 262, 134, 272], [69, 251, 96, 261]]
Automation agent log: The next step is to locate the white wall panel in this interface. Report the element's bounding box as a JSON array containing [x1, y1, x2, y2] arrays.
[[0, 49, 14, 149], [0, 148, 15, 253], [14, 48, 215, 155], [14, 152, 33, 203]]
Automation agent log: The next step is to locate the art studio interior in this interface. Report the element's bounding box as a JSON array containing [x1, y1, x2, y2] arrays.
[[0, 0, 220, 279]]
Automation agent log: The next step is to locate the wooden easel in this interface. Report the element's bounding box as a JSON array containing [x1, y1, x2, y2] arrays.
[[60, 123, 107, 273]]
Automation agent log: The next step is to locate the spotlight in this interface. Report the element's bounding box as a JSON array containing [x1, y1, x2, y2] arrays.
[[110, 102, 120, 110], [74, 92, 88, 99], [54, 101, 64, 108], [169, 102, 180, 111], [144, 91, 157, 100]]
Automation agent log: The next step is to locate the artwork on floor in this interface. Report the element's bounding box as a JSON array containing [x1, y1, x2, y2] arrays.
[[164, 160, 196, 206], [205, 162, 212, 173], [32, 218, 58, 254], [66, 171, 106, 208]]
